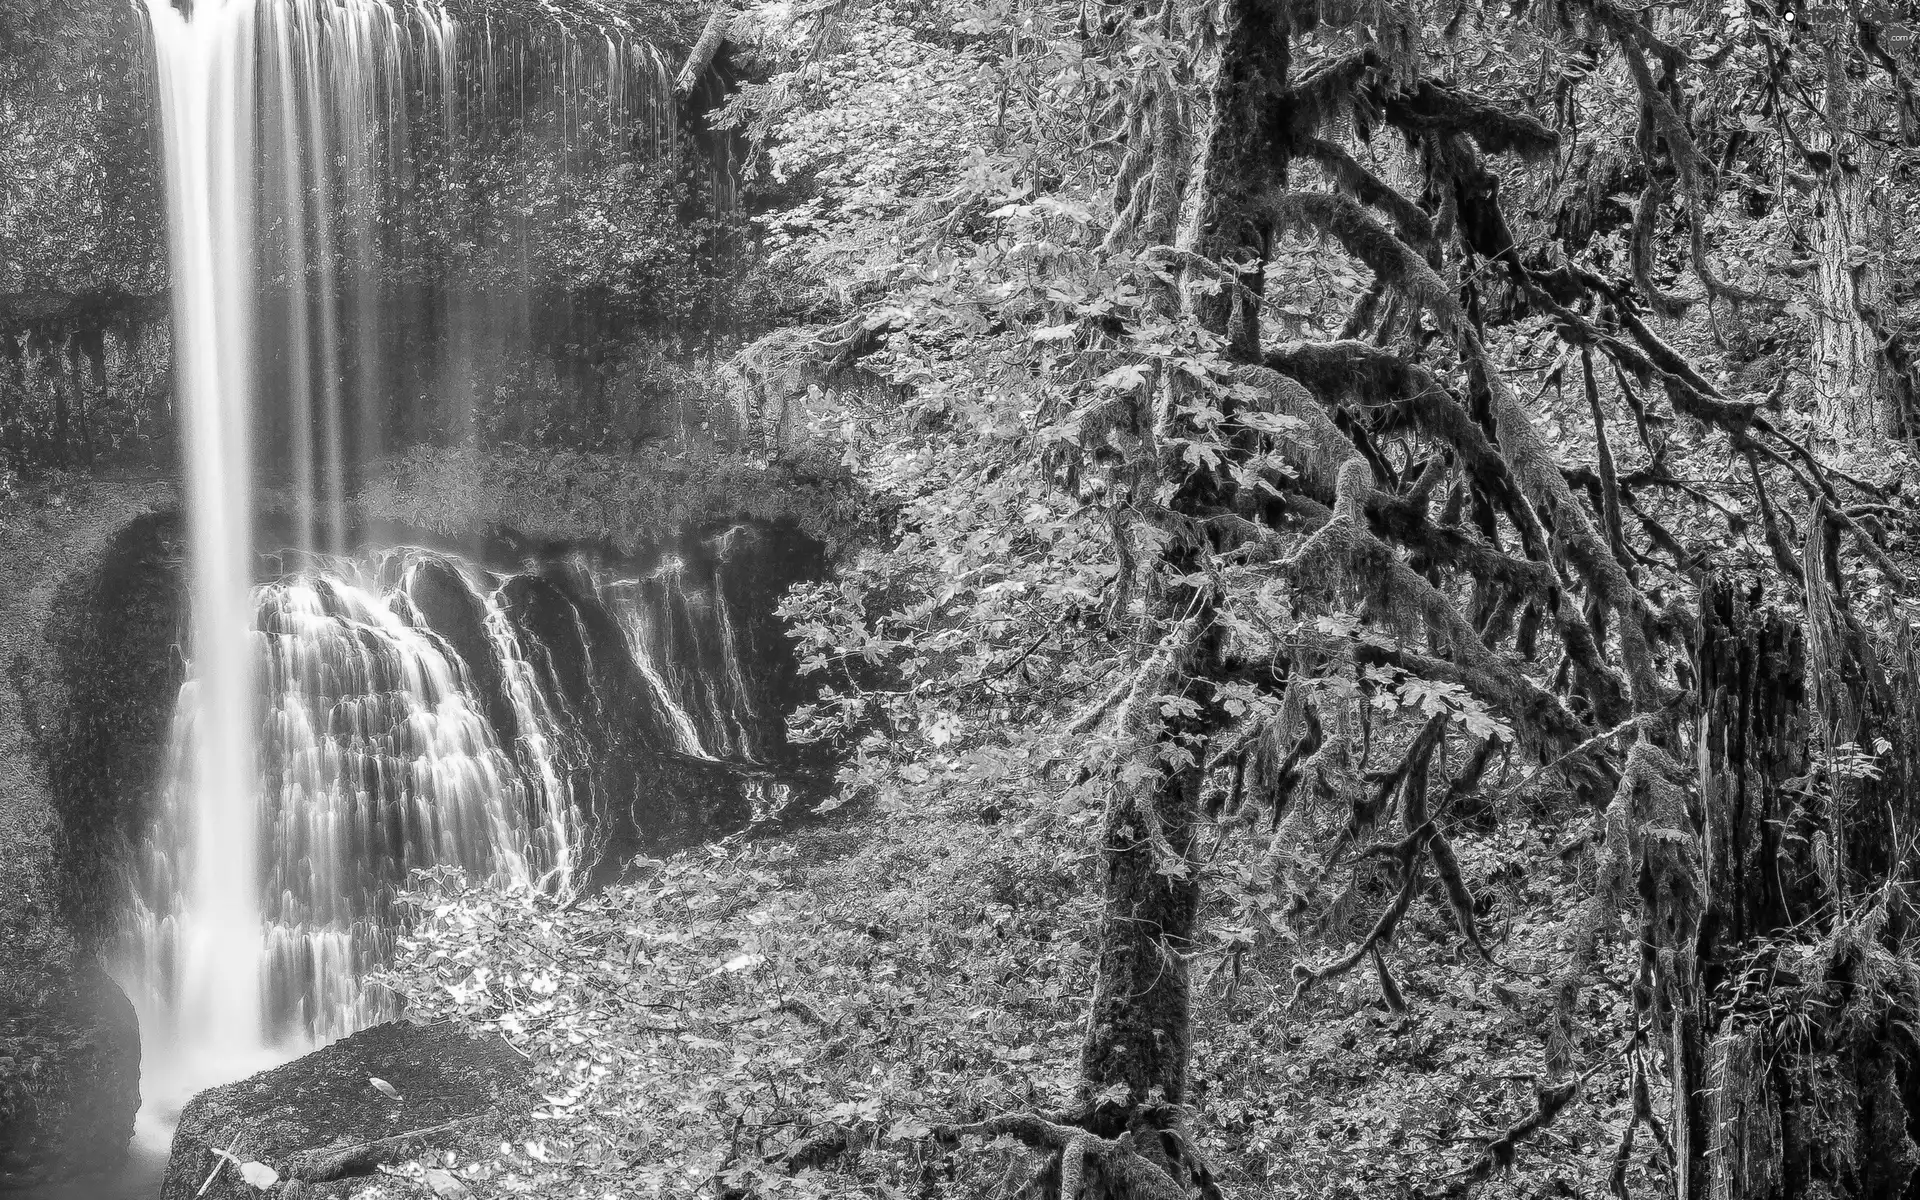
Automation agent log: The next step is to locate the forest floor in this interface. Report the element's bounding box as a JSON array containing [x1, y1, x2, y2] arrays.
[[380, 767, 1652, 1200]]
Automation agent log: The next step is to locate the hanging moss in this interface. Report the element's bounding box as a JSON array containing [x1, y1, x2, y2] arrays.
[[1298, 136, 1434, 246]]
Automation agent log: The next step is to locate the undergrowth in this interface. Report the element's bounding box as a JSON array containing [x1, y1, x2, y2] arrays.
[[376, 777, 1676, 1200]]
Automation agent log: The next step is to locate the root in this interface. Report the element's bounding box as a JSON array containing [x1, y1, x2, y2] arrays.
[[936, 1111, 1210, 1200]]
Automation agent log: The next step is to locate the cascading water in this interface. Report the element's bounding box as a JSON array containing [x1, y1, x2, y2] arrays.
[[114, 529, 809, 1141], [117, 551, 587, 1050], [251, 554, 586, 1040], [587, 536, 800, 813]]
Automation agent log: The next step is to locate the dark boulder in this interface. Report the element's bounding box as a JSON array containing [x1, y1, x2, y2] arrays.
[[160, 1021, 531, 1200], [0, 960, 141, 1190]]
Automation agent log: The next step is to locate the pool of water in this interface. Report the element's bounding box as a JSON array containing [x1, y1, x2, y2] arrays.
[[9, 1039, 300, 1200], [9, 1133, 167, 1200]]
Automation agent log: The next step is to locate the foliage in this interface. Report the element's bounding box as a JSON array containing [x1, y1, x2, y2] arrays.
[[703, 0, 1920, 1193], [379, 806, 1099, 1199], [0, 0, 165, 299], [376, 758, 1698, 1198]]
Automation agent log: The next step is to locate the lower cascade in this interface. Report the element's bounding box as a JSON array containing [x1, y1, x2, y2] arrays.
[[111, 529, 808, 1085]]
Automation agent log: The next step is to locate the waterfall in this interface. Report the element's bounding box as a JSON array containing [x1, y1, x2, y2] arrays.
[[591, 543, 770, 767], [251, 556, 586, 1041], [123, 0, 697, 1127], [146, 0, 685, 550], [142, 0, 264, 1078]]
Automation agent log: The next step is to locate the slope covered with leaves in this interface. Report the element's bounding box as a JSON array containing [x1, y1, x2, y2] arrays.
[[381, 778, 1672, 1199]]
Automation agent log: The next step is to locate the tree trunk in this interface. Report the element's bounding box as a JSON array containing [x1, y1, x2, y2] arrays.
[[1682, 576, 1920, 1199], [1077, 621, 1209, 1127], [1175, 0, 1291, 355], [1074, 0, 1288, 1150], [1809, 43, 1898, 441], [1684, 579, 1807, 1200]]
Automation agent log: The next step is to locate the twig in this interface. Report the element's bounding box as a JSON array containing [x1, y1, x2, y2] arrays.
[[286, 1115, 483, 1183], [196, 1128, 243, 1198], [1488, 705, 1674, 803]]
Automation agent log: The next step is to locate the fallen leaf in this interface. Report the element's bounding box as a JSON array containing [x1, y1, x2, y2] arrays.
[[423, 1167, 471, 1198], [368, 1075, 401, 1100], [238, 1161, 279, 1189]]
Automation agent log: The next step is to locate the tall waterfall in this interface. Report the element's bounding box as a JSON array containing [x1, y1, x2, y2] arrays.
[[124, 0, 704, 1115], [142, 0, 264, 1075]]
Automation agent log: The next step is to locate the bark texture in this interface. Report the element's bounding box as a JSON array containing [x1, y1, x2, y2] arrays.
[[1683, 577, 1920, 1200], [1809, 44, 1899, 440]]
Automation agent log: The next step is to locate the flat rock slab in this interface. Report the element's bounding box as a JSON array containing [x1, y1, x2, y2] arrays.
[[161, 1021, 531, 1200]]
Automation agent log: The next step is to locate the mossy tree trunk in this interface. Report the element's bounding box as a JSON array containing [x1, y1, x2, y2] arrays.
[[1176, 0, 1292, 355], [1067, 4, 1291, 1183], [1077, 610, 1211, 1129]]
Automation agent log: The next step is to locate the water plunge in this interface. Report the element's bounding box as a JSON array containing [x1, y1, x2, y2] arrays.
[[112, 529, 814, 1162]]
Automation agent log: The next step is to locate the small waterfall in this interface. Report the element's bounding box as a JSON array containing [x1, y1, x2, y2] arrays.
[[117, 550, 581, 1049], [592, 543, 768, 767], [251, 558, 585, 1040], [582, 529, 798, 818]]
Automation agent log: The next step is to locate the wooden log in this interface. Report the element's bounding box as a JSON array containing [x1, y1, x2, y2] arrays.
[[674, 2, 733, 98]]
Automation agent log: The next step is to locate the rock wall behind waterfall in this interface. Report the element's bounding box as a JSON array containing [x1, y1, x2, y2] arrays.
[[0, 480, 832, 1185], [0, 478, 172, 1188], [0, 0, 757, 478]]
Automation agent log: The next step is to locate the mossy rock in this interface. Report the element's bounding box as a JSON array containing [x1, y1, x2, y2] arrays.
[[0, 960, 141, 1190], [160, 1021, 532, 1200]]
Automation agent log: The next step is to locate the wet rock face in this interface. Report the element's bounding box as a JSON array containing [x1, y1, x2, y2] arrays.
[[403, 556, 519, 747], [1, 482, 175, 1190], [160, 1022, 532, 1200], [42, 510, 188, 946], [0, 961, 141, 1190]]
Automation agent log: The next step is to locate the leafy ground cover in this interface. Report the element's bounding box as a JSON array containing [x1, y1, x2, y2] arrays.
[[374, 772, 1655, 1200]]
